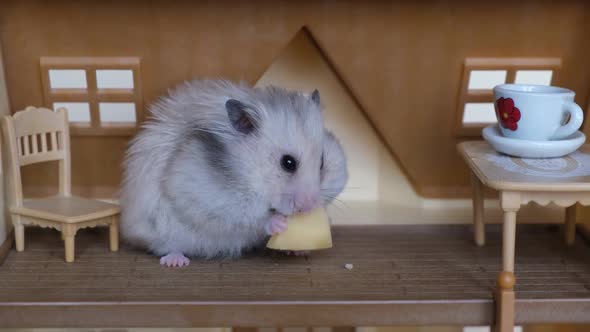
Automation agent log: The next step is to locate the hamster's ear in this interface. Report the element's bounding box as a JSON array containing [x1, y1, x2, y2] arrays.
[[310, 89, 320, 106], [226, 99, 257, 134]]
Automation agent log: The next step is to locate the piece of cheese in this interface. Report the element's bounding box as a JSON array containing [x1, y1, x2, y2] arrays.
[[266, 208, 332, 251]]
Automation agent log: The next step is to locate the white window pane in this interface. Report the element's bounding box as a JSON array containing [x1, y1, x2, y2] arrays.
[[468, 70, 507, 90], [462, 103, 497, 124], [48, 69, 87, 89], [53, 102, 91, 123], [96, 69, 134, 89], [99, 102, 136, 123], [514, 70, 552, 85]]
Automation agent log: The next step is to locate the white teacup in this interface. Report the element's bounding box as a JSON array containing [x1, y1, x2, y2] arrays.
[[492, 84, 583, 141]]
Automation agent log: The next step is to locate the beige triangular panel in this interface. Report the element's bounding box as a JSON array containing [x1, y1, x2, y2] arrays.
[[255, 28, 419, 209]]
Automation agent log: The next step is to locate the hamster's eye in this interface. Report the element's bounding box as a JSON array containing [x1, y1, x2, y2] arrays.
[[320, 154, 324, 170], [281, 155, 298, 173]]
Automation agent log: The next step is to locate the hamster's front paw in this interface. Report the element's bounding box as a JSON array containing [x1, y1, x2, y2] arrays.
[[266, 214, 288, 235], [160, 253, 190, 267]]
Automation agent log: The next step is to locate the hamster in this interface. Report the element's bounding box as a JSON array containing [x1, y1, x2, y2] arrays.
[[119, 79, 348, 267]]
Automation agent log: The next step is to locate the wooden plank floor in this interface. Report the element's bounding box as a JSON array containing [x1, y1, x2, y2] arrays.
[[1, 224, 590, 328]]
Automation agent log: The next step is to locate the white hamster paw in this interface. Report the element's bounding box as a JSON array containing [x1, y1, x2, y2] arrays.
[[160, 253, 190, 267], [265, 214, 288, 235]]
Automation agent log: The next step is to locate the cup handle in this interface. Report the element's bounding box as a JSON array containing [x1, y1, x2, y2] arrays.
[[552, 101, 584, 140]]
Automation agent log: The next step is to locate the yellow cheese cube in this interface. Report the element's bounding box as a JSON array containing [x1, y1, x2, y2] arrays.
[[266, 208, 333, 251]]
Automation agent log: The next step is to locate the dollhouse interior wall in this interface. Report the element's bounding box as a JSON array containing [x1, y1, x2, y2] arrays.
[[0, 1, 589, 249]]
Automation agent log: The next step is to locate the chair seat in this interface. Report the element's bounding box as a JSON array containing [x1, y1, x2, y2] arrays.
[[10, 195, 120, 224]]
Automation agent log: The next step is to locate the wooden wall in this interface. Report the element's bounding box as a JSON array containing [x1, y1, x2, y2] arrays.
[[0, 0, 589, 199]]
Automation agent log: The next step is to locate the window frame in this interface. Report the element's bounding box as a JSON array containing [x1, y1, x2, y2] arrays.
[[455, 57, 561, 136], [40, 56, 142, 136]]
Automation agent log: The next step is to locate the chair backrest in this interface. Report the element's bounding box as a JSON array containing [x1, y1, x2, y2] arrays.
[[2, 106, 71, 207]]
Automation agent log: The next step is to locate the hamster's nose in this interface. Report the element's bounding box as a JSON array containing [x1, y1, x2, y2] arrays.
[[295, 193, 321, 214]]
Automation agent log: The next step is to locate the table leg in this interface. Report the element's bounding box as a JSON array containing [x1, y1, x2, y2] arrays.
[[565, 205, 577, 246], [494, 192, 520, 332], [502, 210, 517, 273], [494, 271, 516, 332], [110, 216, 119, 252], [62, 224, 77, 263], [13, 217, 24, 252], [471, 172, 485, 246]]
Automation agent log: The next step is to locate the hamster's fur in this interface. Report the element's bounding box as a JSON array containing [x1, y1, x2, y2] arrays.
[[120, 80, 348, 265]]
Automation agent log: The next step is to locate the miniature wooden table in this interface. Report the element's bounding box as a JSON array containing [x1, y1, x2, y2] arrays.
[[458, 141, 590, 332]]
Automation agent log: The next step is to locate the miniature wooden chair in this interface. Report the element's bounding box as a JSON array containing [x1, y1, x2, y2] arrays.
[[2, 106, 120, 262]]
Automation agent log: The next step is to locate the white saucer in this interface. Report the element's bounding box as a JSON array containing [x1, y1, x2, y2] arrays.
[[482, 125, 586, 159]]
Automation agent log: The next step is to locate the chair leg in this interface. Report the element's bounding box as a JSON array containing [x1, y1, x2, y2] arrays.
[[109, 216, 119, 252], [14, 218, 25, 252], [62, 225, 77, 263]]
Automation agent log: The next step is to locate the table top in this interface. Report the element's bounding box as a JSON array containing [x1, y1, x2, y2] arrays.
[[458, 141, 590, 191]]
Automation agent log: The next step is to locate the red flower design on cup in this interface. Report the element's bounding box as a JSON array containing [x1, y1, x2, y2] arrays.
[[495, 97, 521, 131]]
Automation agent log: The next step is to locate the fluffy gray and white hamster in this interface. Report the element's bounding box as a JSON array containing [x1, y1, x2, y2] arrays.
[[120, 79, 348, 267]]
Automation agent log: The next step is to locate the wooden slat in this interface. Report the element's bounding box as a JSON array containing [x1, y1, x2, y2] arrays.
[[50, 131, 57, 151], [56, 131, 63, 151], [85, 68, 99, 128], [0, 302, 493, 328], [506, 69, 517, 84], [40, 132, 47, 152], [464, 57, 562, 69], [19, 151, 64, 166], [96, 89, 135, 98], [1, 225, 590, 328], [16, 135, 22, 156], [40, 56, 140, 68], [31, 134, 38, 154], [21, 135, 29, 155], [44, 89, 89, 102], [69, 125, 138, 137]]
